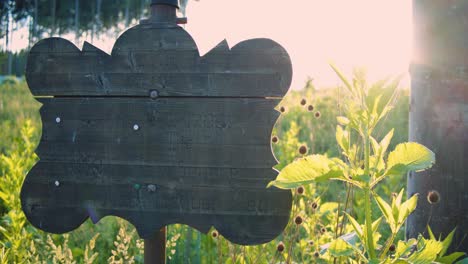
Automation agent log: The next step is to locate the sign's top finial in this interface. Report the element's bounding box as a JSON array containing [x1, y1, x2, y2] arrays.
[[151, 0, 180, 8], [145, 0, 186, 25]]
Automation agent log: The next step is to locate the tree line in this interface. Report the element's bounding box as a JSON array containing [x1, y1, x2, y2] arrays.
[[0, 0, 190, 75]]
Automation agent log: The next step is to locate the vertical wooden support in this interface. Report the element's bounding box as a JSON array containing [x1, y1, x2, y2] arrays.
[[408, 0, 468, 252], [144, 2, 176, 263], [145, 227, 167, 264]]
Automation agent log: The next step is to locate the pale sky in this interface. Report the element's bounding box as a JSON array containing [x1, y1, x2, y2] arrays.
[[185, 0, 412, 88], [9, 0, 412, 89]]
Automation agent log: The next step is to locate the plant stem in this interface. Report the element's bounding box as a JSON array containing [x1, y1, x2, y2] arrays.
[[364, 128, 370, 177], [363, 127, 376, 260], [339, 185, 352, 237], [364, 187, 376, 260]]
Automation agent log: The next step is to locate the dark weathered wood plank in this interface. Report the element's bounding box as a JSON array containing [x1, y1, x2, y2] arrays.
[[36, 141, 276, 168], [25, 25, 292, 97], [36, 97, 279, 167], [39, 97, 278, 145], [21, 162, 292, 244], [41, 119, 273, 146], [37, 97, 280, 121], [23, 162, 276, 186], [26, 72, 285, 97]]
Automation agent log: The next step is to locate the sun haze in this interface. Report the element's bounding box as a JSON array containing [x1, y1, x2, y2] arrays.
[[185, 0, 412, 89], [8, 0, 412, 89]]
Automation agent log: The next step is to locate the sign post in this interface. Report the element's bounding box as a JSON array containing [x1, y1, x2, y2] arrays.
[[145, 2, 178, 263], [145, 227, 166, 264], [21, 0, 293, 263]]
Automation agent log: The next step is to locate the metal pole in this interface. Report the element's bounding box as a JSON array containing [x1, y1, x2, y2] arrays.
[[144, 227, 167, 264]]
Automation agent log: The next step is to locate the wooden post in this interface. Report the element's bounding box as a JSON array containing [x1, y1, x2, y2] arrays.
[[145, 227, 167, 264], [144, 2, 177, 263], [146, 0, 178, 24], [408, 0, 468, 252]]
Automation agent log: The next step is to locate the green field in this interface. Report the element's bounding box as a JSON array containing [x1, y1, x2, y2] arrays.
[[0, 78, 411, 263]]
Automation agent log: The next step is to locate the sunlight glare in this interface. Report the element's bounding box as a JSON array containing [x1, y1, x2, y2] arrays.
[[186, 0, 412, 89]]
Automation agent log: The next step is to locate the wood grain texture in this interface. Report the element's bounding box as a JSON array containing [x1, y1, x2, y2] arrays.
[[407, 65, 468, 251], [408, 0, 468, 252], [36, 98, 279, 168], [22, 162, 291, 243], [22, 23, 293, 245], [25, 26, 292, 97]]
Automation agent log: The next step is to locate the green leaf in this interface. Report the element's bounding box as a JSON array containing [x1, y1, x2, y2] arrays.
[[407, 239, 443, 264], [456, 257, 468, 264], [382, 164, 410, 178], [386, 142, 435, 174], [437, 252, 466, 264], [394, 189, 404, 208], [367, 76, 401, 120], [267, 155, 343, 189], [391, 189, 404, 223], [427, 226, 437, 240], [398, 194, 418, 225], [336, 125, 349, 153], [372, 217, 383, 233], [345, 213, 363, 239], [439, 228, 457, 257], [328, 238, 354, 257], [374, 194, 395, 232], [379, 129, 394, 157], [369, 155, 385, 175], [337, 116, 350, 126], [330, 63, 354, 95], [394, 239, 417, 259], [370, 136, 380, 157]]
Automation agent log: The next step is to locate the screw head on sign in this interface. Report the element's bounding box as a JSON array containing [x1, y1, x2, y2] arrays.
[[149, 90, 159, 99], [147, 184, 157, 192]]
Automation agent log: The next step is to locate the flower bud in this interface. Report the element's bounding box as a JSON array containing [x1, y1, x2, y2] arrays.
[[277, 242, 285, 252], [295, 215, 303, 225], [427, 190, 440, 204]]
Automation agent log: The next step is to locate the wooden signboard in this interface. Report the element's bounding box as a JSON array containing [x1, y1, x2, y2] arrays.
[[21, 13, 293, 245]]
